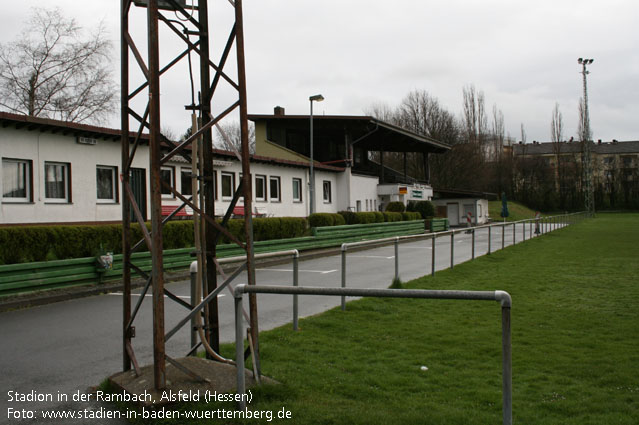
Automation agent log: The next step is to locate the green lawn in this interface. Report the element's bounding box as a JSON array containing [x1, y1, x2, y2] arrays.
[[112, 213, 639, 424], [488, 200, 541, 222]]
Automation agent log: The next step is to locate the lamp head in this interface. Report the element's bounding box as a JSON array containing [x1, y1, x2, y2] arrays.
[[309, 94, 324, 102]]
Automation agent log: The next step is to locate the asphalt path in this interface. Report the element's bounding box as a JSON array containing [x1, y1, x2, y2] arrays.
[[0, 221, 562, 423]]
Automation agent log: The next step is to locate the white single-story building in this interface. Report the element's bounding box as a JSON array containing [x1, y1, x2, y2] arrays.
[[0, 110, 451, 225], [431, 188, 494, 226]]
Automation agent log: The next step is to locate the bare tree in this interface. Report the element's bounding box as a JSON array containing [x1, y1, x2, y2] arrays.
[[0, 7, 117, 124], [214, 120, 255, 154], [461, 84, 488, 145]]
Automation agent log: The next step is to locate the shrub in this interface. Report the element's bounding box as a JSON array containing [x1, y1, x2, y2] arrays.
[[253, 217, 281, 241], [373, 211, 384, 223], [280, 217, 307, 238], [383, 212, 403, 222], [402, 211, 422, 221], [408, 200, 435, 219], [308, 213, 345, 228], [308, 213, 334, 227], [338, 210, 358, 225], [352, 212, 376, 224], [0, 216, 311, 265], [385, 202, 405, 213]]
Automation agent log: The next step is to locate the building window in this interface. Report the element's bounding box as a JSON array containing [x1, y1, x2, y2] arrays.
[[221, 172, 235, 199], [2, 158, 31, 202], [478, 204, 483, 217], [292, 178, 302, 202], [323, 180, 332, 203], [160, 166, 175, 197], [180, 168, 192, 196], [45, 162, 70, 202], [269, 176, 281, 202], [255, 175, 267, 201], [96, 166, 118, 202]]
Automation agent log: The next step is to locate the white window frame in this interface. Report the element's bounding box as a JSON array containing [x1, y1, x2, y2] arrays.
[[269, 176, 281, 202], [221, 171, 235, 200], [323, 180, 332, 203], [44, 161, 71, 203], [96, 165, 118, 203], [292, 177, 302, 203], [2, 158, 31, 203], [160, 166, 175, 198], [255, 175, 267, 202]]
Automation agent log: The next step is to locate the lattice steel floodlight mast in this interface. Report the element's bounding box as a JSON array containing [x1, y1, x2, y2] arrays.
[[120, 0, 257, 390], [578, 57, 595, 217]]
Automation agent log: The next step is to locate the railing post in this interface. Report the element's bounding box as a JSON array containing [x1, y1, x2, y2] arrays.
[[502, 304, 512, 425], [522, 220, 526, 241], [471, 227, 475, 260], [341, 244, 347, 311], [431, 234, 436, 276], [394, 237, 400, 281], [488, 225, 492, 255], [512, 222, 516, 245], [450, 231, 455, 269], [501, 223, 505, 250], [234, 293, 246, 410], [293, 251, 299, 331]]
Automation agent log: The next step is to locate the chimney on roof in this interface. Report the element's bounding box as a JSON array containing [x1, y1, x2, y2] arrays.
[[598, 139, 602, 144], [274, 106, 285, 116]]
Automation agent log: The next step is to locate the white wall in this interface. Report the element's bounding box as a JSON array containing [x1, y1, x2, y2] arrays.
[[431, 198, 490, 225], [0, 127, 150, 225], [350, 173, 380, 212]]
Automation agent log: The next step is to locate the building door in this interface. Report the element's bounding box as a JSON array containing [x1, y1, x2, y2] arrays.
[[447, 203, 459, 226], [130, 168, 147, 222]]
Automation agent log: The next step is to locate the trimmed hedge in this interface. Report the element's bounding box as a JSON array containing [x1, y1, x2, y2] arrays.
[[308, 213, 345, 228], [385, 201, 406, 213], [0, 217, 308, 265], [402, 211, 422, 221], [383, 212, 403, 222]]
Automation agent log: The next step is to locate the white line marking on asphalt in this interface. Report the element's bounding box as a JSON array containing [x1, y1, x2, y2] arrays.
[[108, 293, 224, 299], [348, 255, 394, 259], [257, 268, 338, 274]]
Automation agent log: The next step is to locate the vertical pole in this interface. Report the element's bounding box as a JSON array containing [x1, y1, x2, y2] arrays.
[[235, 294, 246, 410], [512, 223, 516, 245], [394, 237, 399, 281], [147, 0, 165, 390], [488, 226, 492, 254], [431, 235, 435, 276], [120, 0, 131, 373], [471, 228, 475, 260], [450, 232, 454, 269], [309, 100, 315, 215], [293, 253, 299, 331], [501, 306, 513, 425], [501, 224, 505, 250], [235, 0, 259, 375], [341, 247, 346, 310], [522, 220, 525, 241]]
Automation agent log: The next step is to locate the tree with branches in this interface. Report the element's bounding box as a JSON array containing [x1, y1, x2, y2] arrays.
[[0, 7, 117, 124]]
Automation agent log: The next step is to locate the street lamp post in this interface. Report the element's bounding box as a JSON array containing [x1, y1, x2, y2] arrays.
[[578, 58, 594, 216], [309, 94, 324, 215]]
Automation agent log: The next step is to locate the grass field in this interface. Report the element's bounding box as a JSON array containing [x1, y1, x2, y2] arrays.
[[112, 213, 639, 424], [488, 200, 539, 222]]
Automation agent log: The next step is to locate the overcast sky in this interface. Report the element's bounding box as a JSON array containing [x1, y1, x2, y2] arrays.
[[1, 0, 637, 143]]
